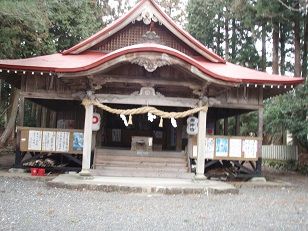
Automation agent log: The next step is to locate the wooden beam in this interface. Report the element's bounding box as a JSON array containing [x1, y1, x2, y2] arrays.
[[21, 91, 77, 100], [89, 74, 202, 90], [95, 93, 199, 108], [210, 103, 261, 110]]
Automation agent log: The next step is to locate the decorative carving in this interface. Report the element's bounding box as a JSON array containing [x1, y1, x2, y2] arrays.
[[130, 87, 165, 98], [139, 87, 156, 96], [136, 8, 158, 25], [131, 91, 139, 96], [130, 55, 171, 72], [140, 31, 161, 44], [88, 76, 103, 90]]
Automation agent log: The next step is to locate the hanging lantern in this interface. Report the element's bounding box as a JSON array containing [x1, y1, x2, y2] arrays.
[[186, 116, 198, 135]]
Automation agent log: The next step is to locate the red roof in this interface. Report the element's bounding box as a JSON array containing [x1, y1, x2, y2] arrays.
[[0, 51, 104, 72], [0, 0, 304, 86], [0, 44, 303, 85]]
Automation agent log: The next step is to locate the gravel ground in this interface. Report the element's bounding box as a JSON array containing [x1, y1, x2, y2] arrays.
[[1, 174, 308, 231]]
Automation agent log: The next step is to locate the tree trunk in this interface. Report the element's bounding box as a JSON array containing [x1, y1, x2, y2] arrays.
[[294, 3, 301, 77], [231, 18, 236, 61], [31, 102, 36, 118], [0, 89, 20, 147], [302, 13, 308, 78], [224, 16, 229, 61], [272, 21, 279, 74], [280, 24, 286, 75], [0, 79, 2, 102], [261, 22, 267, 72], [36, 105, 41, 127], [216, 13, 222, 56]]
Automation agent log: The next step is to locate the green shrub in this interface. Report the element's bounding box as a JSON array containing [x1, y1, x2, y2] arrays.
[[263, 159, 297, 171], [298, 165, 308, 175]]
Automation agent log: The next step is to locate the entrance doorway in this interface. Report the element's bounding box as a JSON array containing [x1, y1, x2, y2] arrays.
[[96, 104, 186, 152]]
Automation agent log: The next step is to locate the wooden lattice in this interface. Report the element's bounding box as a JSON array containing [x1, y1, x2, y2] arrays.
[[91, 21, 199, 57]]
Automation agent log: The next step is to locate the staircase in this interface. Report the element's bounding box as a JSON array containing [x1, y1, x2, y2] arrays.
[[91, 148, 194, 179]]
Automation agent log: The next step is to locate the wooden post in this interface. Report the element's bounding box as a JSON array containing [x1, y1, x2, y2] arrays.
[[18, 96, 25, 126], [196, 101, 207, 179], [224, 117, 228, 135], [49, 110, 57, 128], [256, 107, 264, 176], [176, 119, 183, 151], [235, 115, 240, 136], [80, 103, 93, 177], [35, 105, 41, 127], [215, 120, 220, 135], [41, 107, 47, 128]]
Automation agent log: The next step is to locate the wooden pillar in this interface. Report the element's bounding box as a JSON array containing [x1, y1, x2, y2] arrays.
[[35, 105, 41, 127], [256, 107, 264, 176], [18, 96, 25, 126], [176, 119, 183, 151], [49, 110, 57, 128], [235, 115, 240, 136], [196, 101, 207, 179], [224, 117, 228, 135], [215, 120, 220, 135], [80, 103, 93, 177], [41, 107, 47, 128]]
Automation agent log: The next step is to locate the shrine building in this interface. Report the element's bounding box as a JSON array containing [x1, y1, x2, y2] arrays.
[[0, 0, 304, 179]]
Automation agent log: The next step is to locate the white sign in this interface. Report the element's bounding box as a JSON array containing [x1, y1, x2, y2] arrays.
[[42, 131, 56, 152], [242, 139, 258, 159], [92, 113, 101, 131], [28, 130, 42, 151], [229, 138, 242, 158], [56, 132, 70, 152], [205, 138, 215, 159]]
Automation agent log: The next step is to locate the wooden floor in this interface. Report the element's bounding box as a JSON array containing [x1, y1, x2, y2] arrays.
[[92, 148, 194, 179]]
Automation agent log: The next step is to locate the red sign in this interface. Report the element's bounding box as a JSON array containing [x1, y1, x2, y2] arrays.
[[92, 113, 101, 131], [92, 115, 99, 124]]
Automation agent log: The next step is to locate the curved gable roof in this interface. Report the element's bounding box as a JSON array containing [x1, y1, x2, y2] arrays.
[[62, 0, 225, 63], [0, 44, 303, 86]]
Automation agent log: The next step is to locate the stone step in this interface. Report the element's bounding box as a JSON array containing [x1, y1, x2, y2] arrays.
[[95, 149, 186, 158], [94, 165, 188, 172], [95, 155, 187, 164], [90, 169, 194, 179], [95, 160, 187, 168]]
